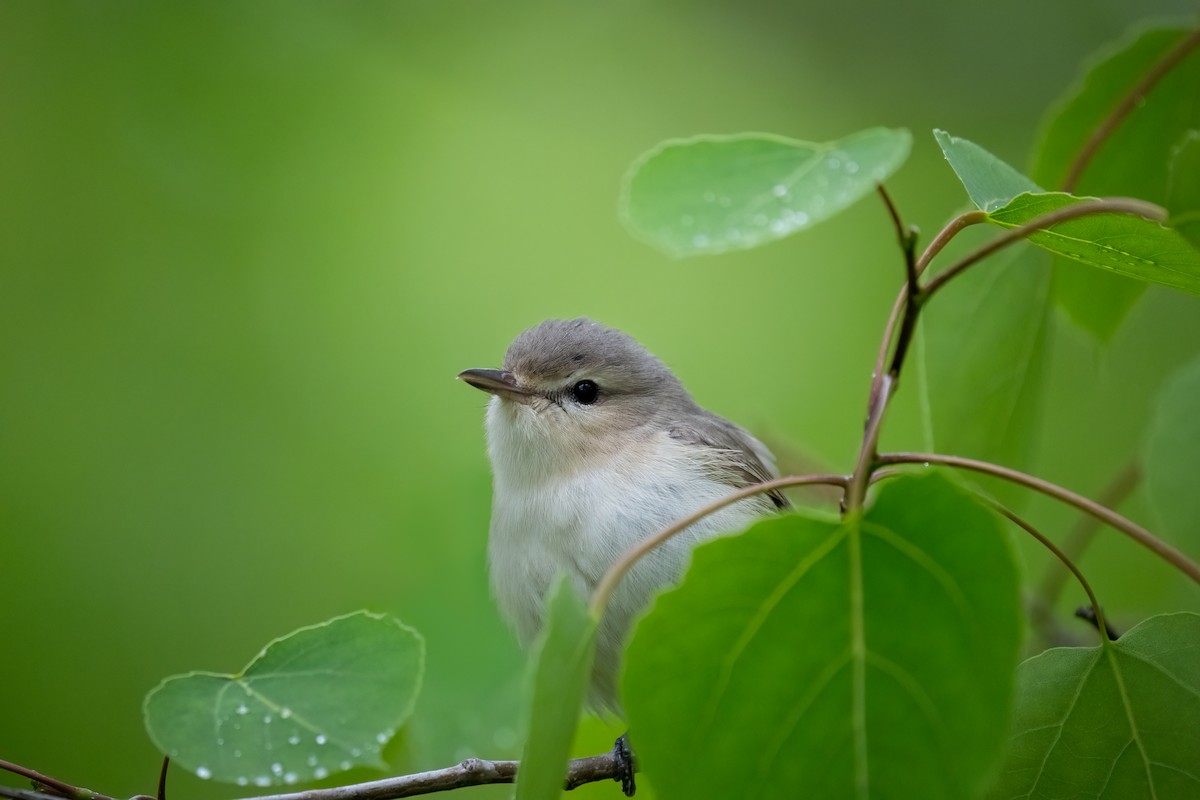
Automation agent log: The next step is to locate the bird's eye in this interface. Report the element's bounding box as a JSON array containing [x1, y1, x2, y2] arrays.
[[571, 380, 599, 405]]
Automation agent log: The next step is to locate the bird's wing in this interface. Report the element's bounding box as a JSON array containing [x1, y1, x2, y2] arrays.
[[668, 412, 791, 510]]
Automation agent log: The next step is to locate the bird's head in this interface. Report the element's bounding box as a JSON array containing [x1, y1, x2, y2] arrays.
[[459, 318, 692, 476]]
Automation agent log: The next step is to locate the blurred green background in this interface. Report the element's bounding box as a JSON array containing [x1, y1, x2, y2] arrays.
[[2, 2, 1198, 799]]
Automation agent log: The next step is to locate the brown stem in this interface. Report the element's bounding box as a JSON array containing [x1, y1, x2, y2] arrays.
[[876, 453, 1200, 585], [876, 184, 906, 252], [0, 761, 115, 800], [1039, 460, 1142, 611], [866, 287, 907, 432], [845, 375, 893, 514], [1062, 28, 1200, 192], [915, 210, 988, 275], [985, 500, 1110, 643], [854, 188, 921, 515], [588, 474, 851, 617], [921, 197, 1167, 299], [0, 752, 627, 800]]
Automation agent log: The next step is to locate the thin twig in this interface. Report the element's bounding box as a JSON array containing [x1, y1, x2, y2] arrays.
[[845, 375, 893, 514], [885, 290, 922, 382], [0, 761, 115, 800], [1039, 460, 1142, 611], [868, 288, 907, 415], [156, 757, 169, 800], [921, 197, 1167, 299], [984, 499, 1110, 643], [876, 452, 1200, 585], [876, 184, 919, 290], [1062, 28, 1200, 192], [0, 754, 626, 800], [588, 474, 851, 617], [915, 210, 988, 274], [876, 184, 906, 252], [853, 189, 920, 514], [0, 789, 68, 800], [1074, 606, 1121, 641]]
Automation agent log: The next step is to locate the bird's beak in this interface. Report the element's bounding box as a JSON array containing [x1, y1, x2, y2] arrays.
[[457, 368, 537, 401]]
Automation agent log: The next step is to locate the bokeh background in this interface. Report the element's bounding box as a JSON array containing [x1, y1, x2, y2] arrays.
[[3, 2, 1199, 799]]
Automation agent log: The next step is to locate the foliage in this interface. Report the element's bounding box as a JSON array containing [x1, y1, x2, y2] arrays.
[[624, 474, 1020, 800], [139, 18, 1200, 800], [988, 613, 1200, 799], [618, 129, 911, 257], [1031, 25, 1200, 339], [6, 15, 1199, 800], [143, 612, 423, 787], [514, 578, 598, 800]]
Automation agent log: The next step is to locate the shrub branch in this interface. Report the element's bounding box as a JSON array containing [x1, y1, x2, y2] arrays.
[[0, 754, 626, 800], [876, 452, 1200, 585]]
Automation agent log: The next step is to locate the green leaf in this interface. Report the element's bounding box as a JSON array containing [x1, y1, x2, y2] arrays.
[[988, 613, 1200, 799], [933, 129, 1042, 211], [1032, 26, 1200, 340], [918, 233, 1052, 473], [619, 127, 912, 257], [1033, 26, 1200, 197], [1144, 353, 1200, 548], [986, 192, 1200, 295], [1168, 130, 1200, 248], [515, 576, 598, 800], [624, 473, 1021, 800], [1049, 264, 1148, 341], [143, 612, 424, 787]]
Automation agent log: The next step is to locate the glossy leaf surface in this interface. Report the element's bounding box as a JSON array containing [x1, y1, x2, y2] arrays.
[[986, 192, 1200, 295], [988, 613, 1200, 799], [624, 474, 1021, 800], [144, 612, 423, 787], [620, 128, 911, 257], [934, 129, 1042, 212], [1032, 26, 1200, 339], [918, 234, 1051, 473]]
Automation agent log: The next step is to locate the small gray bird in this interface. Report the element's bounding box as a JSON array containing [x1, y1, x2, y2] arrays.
[[459, 318, 789, 720]]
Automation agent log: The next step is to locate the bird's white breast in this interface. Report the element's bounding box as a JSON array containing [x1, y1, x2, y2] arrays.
[[483, 396, 770, 709]]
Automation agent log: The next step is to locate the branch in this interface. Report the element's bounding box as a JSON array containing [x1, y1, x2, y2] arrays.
[[876, 184, 907, 253], [984, 500, 1110, 643], [1, 755, 626, 800], [845, 374, 893, 514], [1038, 460, 1142, 611], [920, 196, 1167, 299], [876, 452, 1200, 585], [867, 288, 907, 416], [588, 473, 850, 617], [0, 761, 115, 800], [1061, 28, 1200, 192], [915, 210, 988, 275]]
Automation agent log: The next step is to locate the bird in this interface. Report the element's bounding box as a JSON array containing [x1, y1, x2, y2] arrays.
[[458, 318, 789, 793]]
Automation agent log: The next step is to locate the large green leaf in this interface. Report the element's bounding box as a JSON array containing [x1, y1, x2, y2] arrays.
[[988, 613, 1200, 799], [143, 612, 423, 787], [1168, 130, 1200, 248], [933, 129, 1042, 212], [1032, 26, 1200, 340], [619, 127, 911, 257], [1049, 264, 1147, 342], [918, 232, 1052, 473], [623, 473, 1021, 800], [986, 192, 1200, 295], [514, 576, 598, 800], [1144, 354, 1200, 549]]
